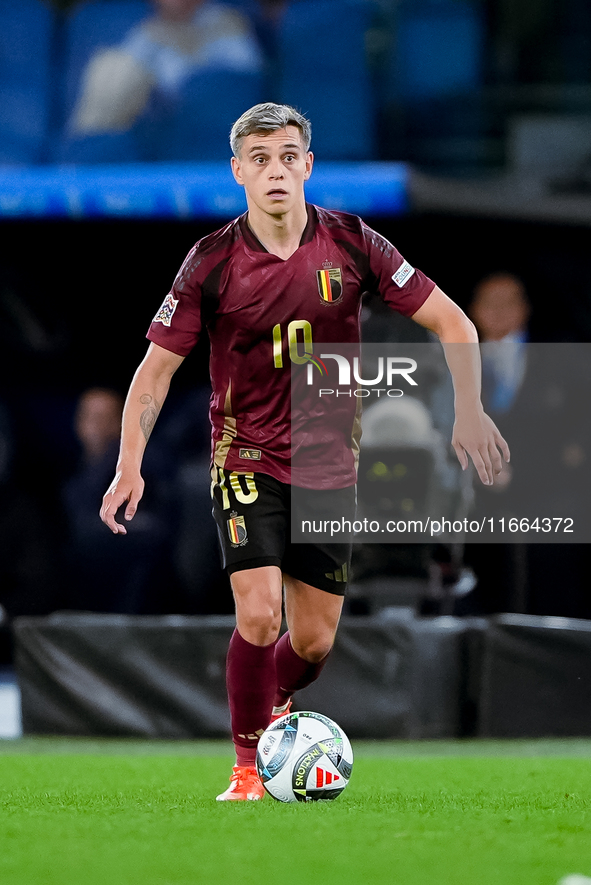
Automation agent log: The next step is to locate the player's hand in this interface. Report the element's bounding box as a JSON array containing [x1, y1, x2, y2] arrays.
[[452, 407, 510, 486], [99, 469, 145, 535]]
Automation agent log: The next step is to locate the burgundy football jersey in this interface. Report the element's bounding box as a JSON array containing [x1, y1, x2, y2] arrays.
[[147, 204, 435, 488]]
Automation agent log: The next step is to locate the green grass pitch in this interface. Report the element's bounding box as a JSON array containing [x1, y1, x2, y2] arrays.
[[1, 738, 591, 885]]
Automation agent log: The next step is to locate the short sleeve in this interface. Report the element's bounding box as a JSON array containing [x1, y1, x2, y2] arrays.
[[362, 222, 435, 317], [146, 245, 203, 357]]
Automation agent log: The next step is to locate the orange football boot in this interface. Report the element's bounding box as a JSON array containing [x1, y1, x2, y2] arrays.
[[216, 766, 265, 801], [270, 699, 292, 724]]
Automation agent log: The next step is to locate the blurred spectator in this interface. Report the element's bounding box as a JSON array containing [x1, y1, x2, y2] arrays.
[[62, 387, 176, 612], [62, 386, 230, 614], [459, 273, 590, 618], [69, 0, 263, 136], [472, 272, 530, 416], [74, 386, 123, 461], [470, 272, 530, 344]]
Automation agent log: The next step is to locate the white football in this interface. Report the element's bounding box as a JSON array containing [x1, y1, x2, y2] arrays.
[[256, 710, 353, 802]]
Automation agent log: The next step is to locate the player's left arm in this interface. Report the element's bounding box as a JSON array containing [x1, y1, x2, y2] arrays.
[[411, 285, 510, 486]]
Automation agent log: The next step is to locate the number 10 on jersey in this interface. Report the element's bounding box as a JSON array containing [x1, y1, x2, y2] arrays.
[[272, 320, 313, 368]]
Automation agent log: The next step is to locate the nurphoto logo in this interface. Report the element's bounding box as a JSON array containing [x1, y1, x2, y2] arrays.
[[305, 352, 418, 398]]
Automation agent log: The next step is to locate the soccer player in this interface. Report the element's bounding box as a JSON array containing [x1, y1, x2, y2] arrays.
[[100, 103, 509, 800]]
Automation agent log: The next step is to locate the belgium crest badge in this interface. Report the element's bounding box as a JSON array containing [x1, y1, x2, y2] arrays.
[[316, 267, 343, 305]]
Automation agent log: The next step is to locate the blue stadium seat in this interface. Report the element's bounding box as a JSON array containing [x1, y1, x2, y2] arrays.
[[276, 0, 376, 160], [0, 0, 54, 164], [388, 0, 484, 103], [384, 0, 486, 168], [156, 69, 264, 161]]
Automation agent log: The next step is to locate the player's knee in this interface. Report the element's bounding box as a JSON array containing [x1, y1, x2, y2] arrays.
[[238, 609, 281, 646], [291, 635, 334, 664], [234, 592, 282, 646]]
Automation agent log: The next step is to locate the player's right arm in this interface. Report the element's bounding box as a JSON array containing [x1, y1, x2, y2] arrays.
[[99, 342, 184, 534]]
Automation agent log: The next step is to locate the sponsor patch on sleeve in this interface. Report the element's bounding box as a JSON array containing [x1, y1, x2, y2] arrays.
[[153, 293, 179, 327], [392, 260, 415, 288]]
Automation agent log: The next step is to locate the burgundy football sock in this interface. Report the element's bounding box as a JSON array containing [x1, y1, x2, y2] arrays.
[[226, 628, 277, 766], [273, 632, 329, 707]]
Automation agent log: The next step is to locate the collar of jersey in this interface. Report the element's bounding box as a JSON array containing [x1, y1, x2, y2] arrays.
[[239, 203, 317, 254]]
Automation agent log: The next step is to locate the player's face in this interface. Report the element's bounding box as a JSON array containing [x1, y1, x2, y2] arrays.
[[231, 127, 313, 217]]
